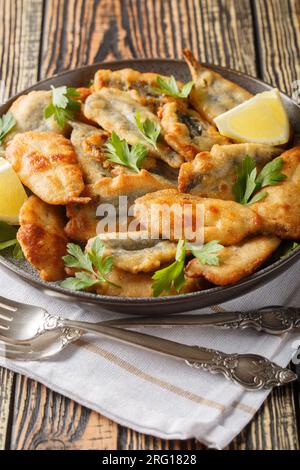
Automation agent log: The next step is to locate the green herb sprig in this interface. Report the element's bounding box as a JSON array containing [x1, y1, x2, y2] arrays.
[[61, 239, 119, 291], [153, 75, 194, 99], [104, 131, 148, 173], [0, 112, 16, 145], [188, 240, 224, 266], [135, 111, 160, 150], [44, 86, 81, 128], [152, 239, 224, 297], [152, 240, 186, 297], [233, 155, 287, 205]]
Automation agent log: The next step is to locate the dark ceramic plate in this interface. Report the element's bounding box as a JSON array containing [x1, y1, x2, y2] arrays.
[[1, 59, 300, 314]]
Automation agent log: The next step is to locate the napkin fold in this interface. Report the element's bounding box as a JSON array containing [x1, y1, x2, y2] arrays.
[[0, 261, 299, 449]]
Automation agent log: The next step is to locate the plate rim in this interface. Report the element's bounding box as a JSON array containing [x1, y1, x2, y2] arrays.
[[1, 58, 300, 306]]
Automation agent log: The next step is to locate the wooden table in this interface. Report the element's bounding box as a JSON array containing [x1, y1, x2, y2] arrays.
[[0, 0, 300, 450]]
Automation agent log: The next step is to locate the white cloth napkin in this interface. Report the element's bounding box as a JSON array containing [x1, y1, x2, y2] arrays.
[[0, 261, 299, 449]]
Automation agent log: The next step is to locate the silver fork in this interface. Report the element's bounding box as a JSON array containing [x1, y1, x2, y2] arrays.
[[102, 306, 300, 334], [0, 295, 296, 390]]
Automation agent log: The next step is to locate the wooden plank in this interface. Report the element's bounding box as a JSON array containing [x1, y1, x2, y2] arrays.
[[254, 0, 300, 95], [0, 0, 43, 450], [10, 376, 118, 450], [41, 0, 256, 73], [0, 0, 43, 99], [0, 368, 14, 450], [229, 383, 299, 450]]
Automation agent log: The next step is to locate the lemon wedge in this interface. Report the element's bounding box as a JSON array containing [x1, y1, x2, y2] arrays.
[[214, 89, 290, 145], [0, 157, 27, 224]]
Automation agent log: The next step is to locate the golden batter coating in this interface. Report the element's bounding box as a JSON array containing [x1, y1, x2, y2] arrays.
[[65, 200, 99, 243], [84, 88, 184, 168], [178, 143, 282, 199], [6, 131, 87, 205], [252, 146, 300, 239], [94, 68, 160, 93], [185, 236, 281, 286], [85, 169, 174, 205], [65, 169, 174, 242], [95, 266, 204, 297], [5, 91, 66, 142], [159, 101, 230, 161], [87, 231, 178, 274], [183, 49, 252, 124], [134, 189, 261, 245], [17, 195, 68, 281], [70, 122, 111, 183]]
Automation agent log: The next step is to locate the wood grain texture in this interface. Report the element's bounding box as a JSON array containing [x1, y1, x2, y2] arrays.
[[229, 382, 299, 450], [0, 368, 14, 450], [0, 0, 43, 451], [10, 376, 118, 450], [0, 0, 43, 98], [254, 0, 300, 95], [40, 0, 256, 77], [0, 0, 299, 451]]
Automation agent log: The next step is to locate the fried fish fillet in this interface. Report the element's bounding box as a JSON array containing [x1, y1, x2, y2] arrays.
[[70, 122, 111, 183], [6, 131, 87, 205], [86, 231, 177, 273], [183, 50, 252, 124], [159, 101, 230, 161], [134, 189, 261, 245], [93, 68, 183, 110], [251, 146, 300, 239], [178, 143, 282, 199], [95, 266, 204, 297], [94, 68, 161, 95], [84, 88, 184, 168], [5, 91, 67, 142], [65, 169, 174, 242], [185, 236, 281, 285], [65, 200, 99, 243], [84, 169, 175, 206], [17, 196, 68, 281]]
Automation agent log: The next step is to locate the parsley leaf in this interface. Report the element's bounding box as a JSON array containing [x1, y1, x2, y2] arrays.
[[60, 273, 99, 291], [0, 221, 23, 259], [0, 112, 16, 145], [188, 240, 224, 266], [104, 131, 148, 173], [135, 111, 160, 150], [152, 240, 186, 297], [151, 239, 225, 296], [255, 157, 287, 187], [233, 155, 287, 205], [63, 243, 94, 273], [44, 86, 81, 128], [61, 239, 119, 291], [154, 75, 194, 98]]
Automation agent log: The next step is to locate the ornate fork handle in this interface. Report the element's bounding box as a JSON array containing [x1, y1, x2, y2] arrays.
[[103, 306, 300, 335], [216, 307, 300, 334], [186, 347, 296, 390], [37, 312, 296, 390]]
